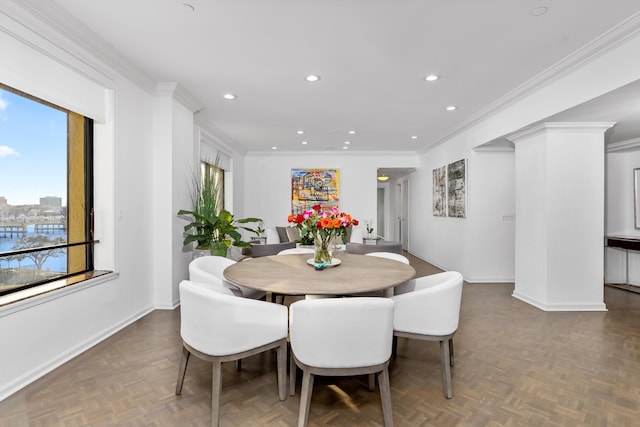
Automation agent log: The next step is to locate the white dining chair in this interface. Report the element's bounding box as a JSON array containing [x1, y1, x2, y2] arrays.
[[277, 247, 315, 255], [189, 255, 266, 300], [176, 280, 288, 427], [289, 297, 395, 427], [390, 271, 463, 399], [365, 251, 410, 264]]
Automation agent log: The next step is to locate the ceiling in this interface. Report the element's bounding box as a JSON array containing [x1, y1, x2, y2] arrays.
[[26, 0, 640, 153]]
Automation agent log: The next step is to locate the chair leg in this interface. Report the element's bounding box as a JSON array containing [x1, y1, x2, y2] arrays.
[[391, 335, 398, 357], [236, 359, 242, 371], [211, 360, 223, 427], [175, 346, 190, 395], [298, 370, 314, 427], [440, 339, 453, 399], [368, 373, 375, 391], [289, 349, 297, 396], [449, 338, 454, 367], [277, 342, 287, 401], [378, 367, 394, 427]]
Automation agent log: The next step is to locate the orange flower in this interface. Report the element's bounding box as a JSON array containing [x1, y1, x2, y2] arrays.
[[332, 218, 343, 228], [320, 217, 333, 229]]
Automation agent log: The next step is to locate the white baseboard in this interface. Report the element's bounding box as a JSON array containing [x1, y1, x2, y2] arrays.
[[0, 304, 155, 402], [512, 291, 608, 312]]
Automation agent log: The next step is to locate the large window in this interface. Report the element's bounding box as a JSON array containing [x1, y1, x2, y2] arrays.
[[0, 84, 97, 298], [201, 159, 225, 213]]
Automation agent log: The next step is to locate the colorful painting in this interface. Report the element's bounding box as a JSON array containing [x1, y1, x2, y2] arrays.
[[447, 159, 466, 218], [433, 165, 447, 216], [291, 168, 340, 215]]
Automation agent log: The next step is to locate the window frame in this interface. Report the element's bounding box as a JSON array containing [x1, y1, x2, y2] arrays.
[[0, 84, 99, 300]]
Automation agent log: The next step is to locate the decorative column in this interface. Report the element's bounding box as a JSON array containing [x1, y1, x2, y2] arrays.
[[508, 122, 614, 311]]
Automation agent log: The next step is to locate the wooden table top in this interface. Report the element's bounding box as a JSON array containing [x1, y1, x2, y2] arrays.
[[223, 253, 416, 296]]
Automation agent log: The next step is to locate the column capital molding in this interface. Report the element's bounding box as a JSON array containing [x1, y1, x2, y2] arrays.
[[507, 122, 616, 144]]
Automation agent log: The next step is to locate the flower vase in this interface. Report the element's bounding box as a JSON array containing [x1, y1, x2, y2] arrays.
[[314, 235, 332, 265]]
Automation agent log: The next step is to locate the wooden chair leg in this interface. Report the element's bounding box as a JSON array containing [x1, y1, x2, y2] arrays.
[[440, 339, 453, 399], [290, 350, 297, 396], [449, 338, 454, 367], [211, 360, 223, 427], [277, 342, 287, 401], [235, 359, 242, 371], [175, 346, 190, 395], [378, 367, 394, 427], [368, 373, 375, 391], [298, 370, 314, 427], [392, 335, 398, 357]]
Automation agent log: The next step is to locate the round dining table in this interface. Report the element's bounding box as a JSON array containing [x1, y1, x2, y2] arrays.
[[223, 253, 416, 297]]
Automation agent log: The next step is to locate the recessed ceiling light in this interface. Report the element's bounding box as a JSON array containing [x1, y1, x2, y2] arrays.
[[377, 175, 390, 182], [348, 130, 356, 134], [223, 93, 237, 100], [425, 74, 439, 82], [410, 135, 418, 139], [446, 105, 457, 111], [301, 141, 308, 145], [343, 146, 348, 150], [305, 75, 320, 82], [271, 146, 277, 150], [297, 130, 304, 134], [344, 141, 351, 145], [530, 6, 548, 16]]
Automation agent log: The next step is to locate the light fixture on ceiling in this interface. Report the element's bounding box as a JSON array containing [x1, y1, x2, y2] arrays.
[[223, 93, 237, 100], [301, 141, 308, 145], [305, 74, 320, 82], [348, 130, 356, 134], [271, 146, 277, 150], [377, 174, 390, 182], [297, 130, 305, 134], [344, 141, 350, 145], [446, 105, 457, 111], [425, 74, 439, 82], [410, 135, 418, 140]]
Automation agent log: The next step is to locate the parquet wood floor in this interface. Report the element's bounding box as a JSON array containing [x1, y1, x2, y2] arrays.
[[1, 255, 640, 426]]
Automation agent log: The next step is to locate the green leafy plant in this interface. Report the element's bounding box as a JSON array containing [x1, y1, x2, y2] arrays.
[[178, 208, 261, 256], [178, 154, 261, 256]]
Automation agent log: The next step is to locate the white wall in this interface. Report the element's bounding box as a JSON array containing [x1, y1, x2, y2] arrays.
[[606, 150, 640, 285], [242, 152, 418, 236], [411, 27, 640, 283], [0, 5, 197, 400]]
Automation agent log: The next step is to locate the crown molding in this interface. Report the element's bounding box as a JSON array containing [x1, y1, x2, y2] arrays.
[[607, 137, 640, 152], [420, 11, 640, 155], [154, 82, 204, 114], [10, 0, 157, 94]]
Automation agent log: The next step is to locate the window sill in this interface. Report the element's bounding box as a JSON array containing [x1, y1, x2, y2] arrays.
[[0, 270, 117, 317]]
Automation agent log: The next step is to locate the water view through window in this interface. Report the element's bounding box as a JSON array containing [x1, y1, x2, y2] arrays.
[[0, 87, 68, 294]]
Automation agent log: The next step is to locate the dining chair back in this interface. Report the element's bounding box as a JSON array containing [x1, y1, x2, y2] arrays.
[[289, 297, 395, 426], [176, 280, 288, 427], [365, 251, 410, 264], [189, 255, 265, 300], [390, 271, 463, 398]]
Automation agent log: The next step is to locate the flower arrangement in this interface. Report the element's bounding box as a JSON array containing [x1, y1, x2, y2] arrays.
[[288, 205, 358, 264]]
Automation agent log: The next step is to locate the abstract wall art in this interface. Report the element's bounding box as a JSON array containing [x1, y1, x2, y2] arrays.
[[291, 168, 340, 215]]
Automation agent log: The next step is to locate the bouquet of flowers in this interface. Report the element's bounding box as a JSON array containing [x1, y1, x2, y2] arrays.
[[288, 205, 358, 264]]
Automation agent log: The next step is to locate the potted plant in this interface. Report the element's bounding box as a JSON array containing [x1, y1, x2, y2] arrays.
[[178, 156, 261, 257], [178, 208, 262, 256], [249, 221, 267, 245]]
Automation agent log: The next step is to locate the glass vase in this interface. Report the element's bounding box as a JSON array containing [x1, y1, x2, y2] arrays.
[[314, 235, 332, 265]]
